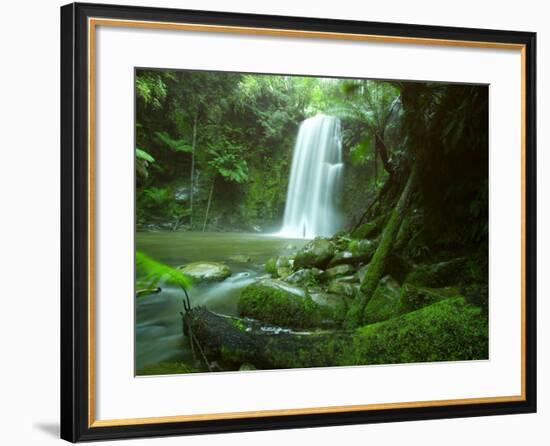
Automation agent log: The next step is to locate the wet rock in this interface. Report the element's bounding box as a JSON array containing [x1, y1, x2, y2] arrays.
[[286, 268, 323, 284], [265, 256, 293, 278], [328, 279, 358, 298], [276, 256, 293, 279], [324, 264, 355, 279], [294, 237, 335, 269], [310, 292, 347, 309], [178, 261, 231, 283], [334, 275, 359, 284], [328, 239, 376, 267]]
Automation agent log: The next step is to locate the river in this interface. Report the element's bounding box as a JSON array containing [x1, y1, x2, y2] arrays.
[[135, 231, 307, 372]]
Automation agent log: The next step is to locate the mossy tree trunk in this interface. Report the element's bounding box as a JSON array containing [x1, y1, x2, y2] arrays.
[[184, 297, 487, 370], [344, 164, 418, 329]]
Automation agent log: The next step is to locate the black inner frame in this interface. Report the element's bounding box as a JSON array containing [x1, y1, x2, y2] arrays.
[[60, 2, 537, 442]]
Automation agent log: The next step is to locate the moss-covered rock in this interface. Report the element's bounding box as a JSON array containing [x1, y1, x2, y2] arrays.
[[265, 256, 294, 279], [328, 240, 376, 268], [238, 279, 338, 329], [324, 264, 356, 279], [405, 257, 469, 287], [265, 257, 278, 276], [363, 276, 401, 324], [275, 256, 293, 279], [346, 297, 488, 365], [286, 268, 323, 285], [399, 283, 461, 314], [294, 237, 335, 269], [352, 221, 379, 239], [178, 261, 231, 283], [328, 279, 358, 298], [310, 292, 349, 321]]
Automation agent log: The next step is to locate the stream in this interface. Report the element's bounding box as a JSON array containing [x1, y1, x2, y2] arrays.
[[135, 231, 307, 371]]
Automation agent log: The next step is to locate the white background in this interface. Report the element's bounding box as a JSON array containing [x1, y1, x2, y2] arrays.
[[0, 0, 547, 444]]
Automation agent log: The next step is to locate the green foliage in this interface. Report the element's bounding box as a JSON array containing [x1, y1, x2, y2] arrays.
[[136, 72, 168, 109], [135, 250, 192, 293], [349, 135, 373, 166], [155, 131, 193, 153], [207, 146, 248, 183], [136, 147, 155, 179]]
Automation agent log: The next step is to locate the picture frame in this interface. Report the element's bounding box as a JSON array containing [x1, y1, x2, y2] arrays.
[[60, 2, 537, 442]]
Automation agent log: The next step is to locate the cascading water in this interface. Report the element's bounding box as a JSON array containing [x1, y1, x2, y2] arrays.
[[279, 114, 344, 239]]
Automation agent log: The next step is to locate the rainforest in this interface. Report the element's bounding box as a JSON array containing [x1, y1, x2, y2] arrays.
[[135, 68, 489, 375]]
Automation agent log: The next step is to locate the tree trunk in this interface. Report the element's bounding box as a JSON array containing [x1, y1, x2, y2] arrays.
[[202, 177, 215, 232], [344, 164, 417, 329], [189, 110, 198, 228]]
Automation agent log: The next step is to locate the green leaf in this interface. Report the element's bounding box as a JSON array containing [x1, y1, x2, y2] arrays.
[[136, 251, 192, 295], [136, 147, 155, 162], [350, 135, 373, 165], [155, 131, 193, 153]]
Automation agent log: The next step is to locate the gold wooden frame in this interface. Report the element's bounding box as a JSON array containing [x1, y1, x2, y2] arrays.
[[87, 17, 527, 428]]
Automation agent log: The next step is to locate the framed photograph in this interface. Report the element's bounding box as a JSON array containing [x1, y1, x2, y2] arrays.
[[60, 2, 537, 442]]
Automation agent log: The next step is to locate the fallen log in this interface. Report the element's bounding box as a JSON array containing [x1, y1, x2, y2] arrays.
[[183, 297, 487, 370]]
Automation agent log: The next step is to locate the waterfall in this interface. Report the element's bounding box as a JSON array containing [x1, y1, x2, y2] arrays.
[[279, 114, 344, 239]]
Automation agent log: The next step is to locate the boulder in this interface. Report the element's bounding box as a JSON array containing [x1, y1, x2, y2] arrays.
[[404, 257, 469, 288], [178, 261, 231, 283], [328, 279, 358, 298], [399, 283, 460, 314], [328, 240, 376, 267], [294, 237, 335, 269], [265, 255, 293, 278], [275, 256, 293, 279], [238, 278, 338, 329], [324, 264, 356, 279], [286, 268, 323, 285]]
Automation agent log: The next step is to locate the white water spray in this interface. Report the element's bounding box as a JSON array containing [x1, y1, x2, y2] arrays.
[[279, 114, 344, 239]]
